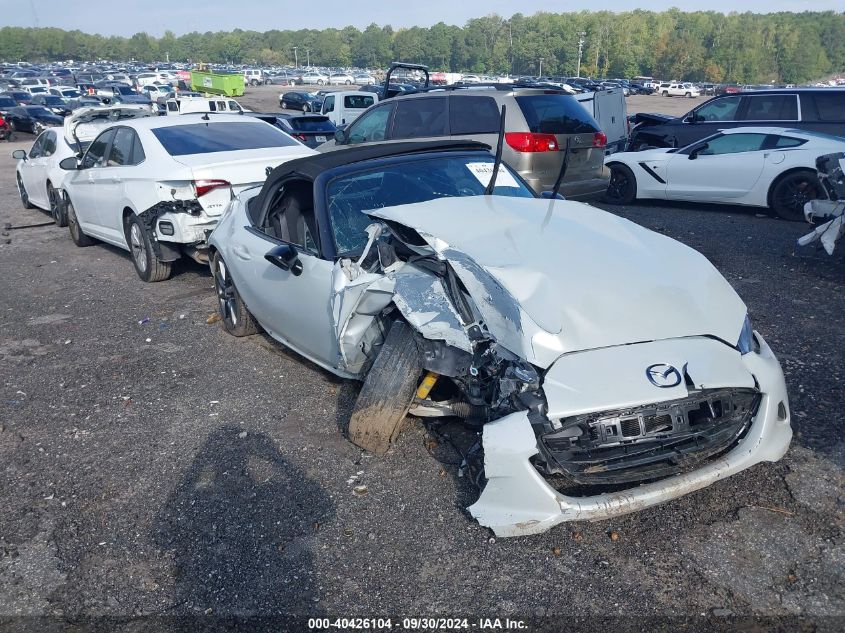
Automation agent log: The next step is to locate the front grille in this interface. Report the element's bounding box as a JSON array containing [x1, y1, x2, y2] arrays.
[[539, 388, 760, 485]]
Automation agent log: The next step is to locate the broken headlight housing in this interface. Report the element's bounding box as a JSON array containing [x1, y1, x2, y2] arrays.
[[737, 314, 758, 355]]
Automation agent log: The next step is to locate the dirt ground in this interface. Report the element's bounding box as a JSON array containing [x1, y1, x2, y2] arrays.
[[0, 96, 843, 632]]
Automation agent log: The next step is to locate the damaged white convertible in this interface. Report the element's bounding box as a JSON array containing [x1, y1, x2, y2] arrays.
[[208, 140, 792, 537]]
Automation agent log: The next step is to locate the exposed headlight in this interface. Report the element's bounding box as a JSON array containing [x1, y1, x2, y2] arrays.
[[737, 315, 757, 355]]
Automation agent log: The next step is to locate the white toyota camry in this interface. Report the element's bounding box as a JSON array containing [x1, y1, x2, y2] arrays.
[[13, 105, 153, 226], [58, 114, 315, 282], [604, 127, 845, 220]]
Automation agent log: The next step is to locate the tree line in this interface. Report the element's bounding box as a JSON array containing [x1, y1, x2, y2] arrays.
[[1, 10, 844, 84]]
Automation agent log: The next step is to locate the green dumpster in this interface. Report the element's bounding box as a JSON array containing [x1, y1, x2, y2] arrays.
[[189, 70, 244, 97]]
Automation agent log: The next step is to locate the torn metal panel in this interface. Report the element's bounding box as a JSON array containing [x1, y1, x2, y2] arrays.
[[470, 332, 792, 537], [392, 266, 472, 353], [799, 200, 844, 255], [138, 200, 204, 261]]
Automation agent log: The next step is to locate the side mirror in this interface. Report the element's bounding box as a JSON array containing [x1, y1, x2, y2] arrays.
[[688, 144, 708, 160], [11, 149, 27, 160], [540, 191, 565, 200], [59, 156, 80, 170], [334, 128, 348, 144], [265, 243, 302, 276]]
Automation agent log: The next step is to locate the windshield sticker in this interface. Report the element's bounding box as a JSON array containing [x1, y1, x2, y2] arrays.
[[465, 162, 519, 188]]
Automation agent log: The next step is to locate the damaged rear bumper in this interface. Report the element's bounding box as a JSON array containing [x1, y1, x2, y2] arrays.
[[467, 332, 791, 537]]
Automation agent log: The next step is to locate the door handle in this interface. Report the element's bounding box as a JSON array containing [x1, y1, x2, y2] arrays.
[[232, 245, 251, 260]]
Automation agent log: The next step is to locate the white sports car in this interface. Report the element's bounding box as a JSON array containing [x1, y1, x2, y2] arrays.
[[208, 141, 792, 537], [604, 127, 845, 220], [14, 105, 153, 226], [58, 114, 315, 282]]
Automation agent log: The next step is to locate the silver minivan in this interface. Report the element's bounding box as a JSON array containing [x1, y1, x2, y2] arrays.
[[320, 88, 609, 199]]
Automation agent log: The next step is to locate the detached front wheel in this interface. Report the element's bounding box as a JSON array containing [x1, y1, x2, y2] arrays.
[[348, 321, 421, 455]]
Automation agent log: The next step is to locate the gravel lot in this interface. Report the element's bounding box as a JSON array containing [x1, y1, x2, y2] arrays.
[[0, 96, 843, 632]]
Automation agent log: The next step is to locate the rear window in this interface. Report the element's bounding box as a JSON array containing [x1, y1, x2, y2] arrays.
[[287, 117, 335, 132], [151, 121, 299, 156], [515, 95, 599, 135], [344, 94, 374, 109], [811, 92, 845, 122]]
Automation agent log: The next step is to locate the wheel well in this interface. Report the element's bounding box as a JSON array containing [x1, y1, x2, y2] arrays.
[[766, 167, 817, 208], [121, 208, 136, 237]]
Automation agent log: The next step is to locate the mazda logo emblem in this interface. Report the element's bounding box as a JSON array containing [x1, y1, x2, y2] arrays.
[[646, 363, 682, 388]]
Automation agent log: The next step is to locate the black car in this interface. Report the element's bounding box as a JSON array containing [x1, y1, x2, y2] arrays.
[[0, 95, 17, 113], [29, 94, 71, 116], [628, 88, 845, 150], [5, 105, 63, 134], [2, 90, 33, 105], [276, 113, 336, 148], [279, 91, 323, 112]]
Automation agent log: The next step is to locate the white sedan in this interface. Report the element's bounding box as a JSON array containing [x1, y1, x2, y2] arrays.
[[14, 105, 153, 226], [59, 114, 315, 282], [605, 127, 845, 220]]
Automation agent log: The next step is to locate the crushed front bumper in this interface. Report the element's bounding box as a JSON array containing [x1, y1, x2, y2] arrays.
[[468, 332, 792, 537]]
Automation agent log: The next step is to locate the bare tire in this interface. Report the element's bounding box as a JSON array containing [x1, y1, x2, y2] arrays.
[[126, 215, 171, 282], [348, 321, 421, 455], [605, 163, 637, 205], [67, 199, 95, 247], [17, 172, 35, 209], [770, 169, 822, 222], [685, 92, 692, 98], [212, 252, 257, 337]]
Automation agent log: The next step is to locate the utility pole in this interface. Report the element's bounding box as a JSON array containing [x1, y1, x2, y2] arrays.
[[538, 58, 544, 78], [293, 46, 298, 68], [576, 32, 586, 78], [306, 48, 311, 68]]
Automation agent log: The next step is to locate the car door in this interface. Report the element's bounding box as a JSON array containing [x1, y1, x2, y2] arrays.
[[673, 95, 743, 147], [665, 132, 769, 201], [66, 128, 116, 239], [94, 126, 140, 244], [20, 132, 49, 208], [225, 180, 338, 366]]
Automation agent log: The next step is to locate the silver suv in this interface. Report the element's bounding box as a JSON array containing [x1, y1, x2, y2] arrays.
[[321, 88, 609, 200]]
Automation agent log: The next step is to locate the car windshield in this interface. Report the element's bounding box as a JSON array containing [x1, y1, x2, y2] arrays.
[[0, 97, 16, 107], [42, 97, 64, 105], [327, 155, 535, 256], [115, 86, 135, 95], [151, 121, 300, 156], [26, 106, 51, 116]]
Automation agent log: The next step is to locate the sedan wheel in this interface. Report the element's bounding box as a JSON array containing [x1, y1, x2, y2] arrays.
[[770, 170, 822, 222], [17, 173, 34, 209], [345, 79, 352, 85], [317, 79, 324, 86], [67, 199, 95, 247], [47, 183, 67, 226], [604, 163, 637, 205], [212, 253, 257, 336], [126, 215, 171, 282]]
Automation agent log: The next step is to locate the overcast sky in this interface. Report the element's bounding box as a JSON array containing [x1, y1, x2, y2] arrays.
[[2, 0, 841, 36]]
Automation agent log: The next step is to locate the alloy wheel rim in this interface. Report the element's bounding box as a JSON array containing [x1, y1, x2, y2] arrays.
[[17, 174, 28, 205], [608, 169, 629, 201], [130, 224, 148, 273], [776, 176, 817, 216], [215, 260, 238, 327]]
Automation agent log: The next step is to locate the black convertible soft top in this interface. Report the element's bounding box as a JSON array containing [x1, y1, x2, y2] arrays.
[[253, 140, 491, 215]]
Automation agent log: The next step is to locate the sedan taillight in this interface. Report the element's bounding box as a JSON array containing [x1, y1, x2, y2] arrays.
[[193, 179, 231, 197], [504, 132, 559, 152]]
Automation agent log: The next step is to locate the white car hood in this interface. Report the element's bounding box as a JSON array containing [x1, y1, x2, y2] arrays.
[[367, 197, 746, 368]]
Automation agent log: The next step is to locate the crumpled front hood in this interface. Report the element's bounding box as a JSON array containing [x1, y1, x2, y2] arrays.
[[367, 197, 746, 369]]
